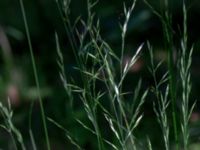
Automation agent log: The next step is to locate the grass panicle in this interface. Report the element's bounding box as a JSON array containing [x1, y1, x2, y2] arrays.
[[148, 42, 170, 150], [144, 1, 179, 149], [120, 0, 137, 77], [180, 2, 195, 150]]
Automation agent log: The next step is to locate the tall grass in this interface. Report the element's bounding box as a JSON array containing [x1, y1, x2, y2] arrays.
[[56, 0, 195, 149], [0, 0, 196, 149], [145, 0, 194, 149], [55, 0, 149, 149], [144, 0, 179, 147]]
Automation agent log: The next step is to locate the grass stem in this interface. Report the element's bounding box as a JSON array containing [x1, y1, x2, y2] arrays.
[[19, 0, 51, 150]]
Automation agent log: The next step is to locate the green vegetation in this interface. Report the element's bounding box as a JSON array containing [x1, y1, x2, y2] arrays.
[[0, 0, 199, 149]]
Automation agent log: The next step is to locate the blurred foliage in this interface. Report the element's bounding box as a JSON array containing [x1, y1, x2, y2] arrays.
[[0, 0, 200, 149]]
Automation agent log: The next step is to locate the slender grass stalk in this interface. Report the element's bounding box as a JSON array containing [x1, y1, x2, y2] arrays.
[[28, 100, 37, 150], [47, 117, 83, 150], [160, 0, 178, 148], [164, 11, 179, 150], [162, 5, 179, 150], [18, 0, 51, 150], [55, 0, 79, 64]]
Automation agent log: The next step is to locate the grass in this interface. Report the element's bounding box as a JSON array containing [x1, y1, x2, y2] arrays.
[[143, 0, 179, 148], [0, 0, 196, 149], [148, 41, 170, 150], [19, 0, 51, 150], [0, 99, 26, 150], [180, 2, 195, 150]]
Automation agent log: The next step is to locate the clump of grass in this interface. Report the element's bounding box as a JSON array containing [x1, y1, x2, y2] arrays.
[[55, 0, 149, 149], [0, 0, 196, 149], [54, 0, 196, 149], [145, 0, 195, 149]]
